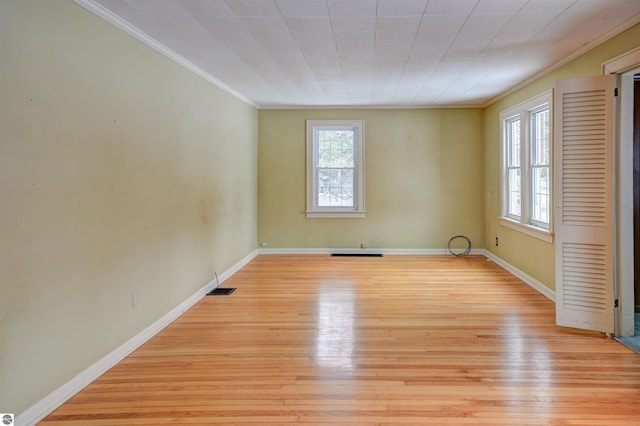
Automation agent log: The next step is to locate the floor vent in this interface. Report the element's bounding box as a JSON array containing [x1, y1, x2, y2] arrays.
[[331, 252, 383, 257], [207, 287, 236, 296]]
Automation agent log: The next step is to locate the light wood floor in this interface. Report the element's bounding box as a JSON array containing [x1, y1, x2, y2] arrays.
[[42, 255, 640, 425]]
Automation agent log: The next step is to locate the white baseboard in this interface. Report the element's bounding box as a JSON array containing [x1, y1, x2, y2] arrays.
[[259, 248, 554, 300], [17, 249, 259, 426], [483, 250, 556, 301], [258, 248, 485, 255]]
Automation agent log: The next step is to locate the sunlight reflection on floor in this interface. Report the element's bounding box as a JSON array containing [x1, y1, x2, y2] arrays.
[[315, 287, 356, 370]]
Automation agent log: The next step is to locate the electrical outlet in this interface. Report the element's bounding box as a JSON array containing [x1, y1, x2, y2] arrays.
[[495, 237, 499, 247], [132, 291, 139, 308]]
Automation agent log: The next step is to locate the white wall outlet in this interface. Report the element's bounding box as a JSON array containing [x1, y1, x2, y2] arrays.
[[132, 291, 139, 308]]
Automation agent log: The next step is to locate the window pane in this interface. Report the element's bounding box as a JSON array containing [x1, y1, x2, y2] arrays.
[[531, 166, 550, 224], [316, 128, 356, 207], [508, 168, 521, 217], [317, 168, 354, 207], [317, 130, 354, 168], [531, 107, 550, 166], [507, 118, 520, 167]]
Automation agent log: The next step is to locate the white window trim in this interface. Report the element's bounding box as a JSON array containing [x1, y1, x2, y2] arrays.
[[306, 120, 365, 219], [500, 217, 553, 243], [500, 90, 553, 243]]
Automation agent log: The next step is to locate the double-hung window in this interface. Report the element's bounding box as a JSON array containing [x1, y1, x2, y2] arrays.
[[306, 120, 365, 218], [500, 90, 552, 241]]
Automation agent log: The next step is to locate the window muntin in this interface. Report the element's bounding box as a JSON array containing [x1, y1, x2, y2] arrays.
[[306, 120, 365, 218], [500, 90, 553, 239]]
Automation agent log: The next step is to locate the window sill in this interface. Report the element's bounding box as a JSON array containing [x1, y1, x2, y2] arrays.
[[500, 217, 553, 243], [306, 210, 366, 219]]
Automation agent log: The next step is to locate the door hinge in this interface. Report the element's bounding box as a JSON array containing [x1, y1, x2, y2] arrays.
[[614, 299, 619, 308], [614, 87, 618, 96]]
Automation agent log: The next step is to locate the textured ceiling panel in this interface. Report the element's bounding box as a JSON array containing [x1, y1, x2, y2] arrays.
[[82, 0, 640, 108]]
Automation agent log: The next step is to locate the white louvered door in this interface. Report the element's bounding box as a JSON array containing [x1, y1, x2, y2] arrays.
[[554, 75, 615, 333]]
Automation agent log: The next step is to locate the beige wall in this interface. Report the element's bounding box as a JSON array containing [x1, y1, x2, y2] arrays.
[[259, 108, 485, 249], [0, 1, 257, 414], [483, 23, 640, 291]]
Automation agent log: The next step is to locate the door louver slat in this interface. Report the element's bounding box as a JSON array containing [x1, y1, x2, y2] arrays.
[[561, 89, 607, 227], [562, 242, 607, 311]]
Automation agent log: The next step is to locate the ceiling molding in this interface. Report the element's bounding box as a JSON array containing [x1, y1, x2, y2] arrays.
[[258, 102, 485, 110], [482, 12, 640, 108], [73, 0, 259, 109]]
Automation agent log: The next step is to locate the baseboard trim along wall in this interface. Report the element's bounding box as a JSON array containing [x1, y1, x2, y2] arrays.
[[260, 248, 556, 301], [17, 249, 260, 426], [483, 251, 556, 301], [18, 248, 554, 425], [257, 248, 486, 255]]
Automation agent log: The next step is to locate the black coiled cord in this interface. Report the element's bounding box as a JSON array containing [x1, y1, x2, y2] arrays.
[[447, 235, 471, 257]]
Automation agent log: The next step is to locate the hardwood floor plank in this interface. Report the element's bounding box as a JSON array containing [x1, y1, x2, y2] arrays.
[[40, 255, 640, 425]]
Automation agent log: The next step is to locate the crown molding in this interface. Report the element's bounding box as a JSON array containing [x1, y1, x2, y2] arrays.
[[73, 0, 259, 109], [482, 12, 640, 108]]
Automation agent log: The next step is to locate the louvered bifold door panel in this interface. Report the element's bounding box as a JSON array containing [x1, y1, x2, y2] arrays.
[[554, 76, 614, 333]]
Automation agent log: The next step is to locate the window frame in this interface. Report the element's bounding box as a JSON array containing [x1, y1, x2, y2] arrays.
[[499, 90, 553, 242], [306, 120, 365, 219]]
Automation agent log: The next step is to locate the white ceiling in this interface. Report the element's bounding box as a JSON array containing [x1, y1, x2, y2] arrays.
[[79, 0, 640, 108]]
